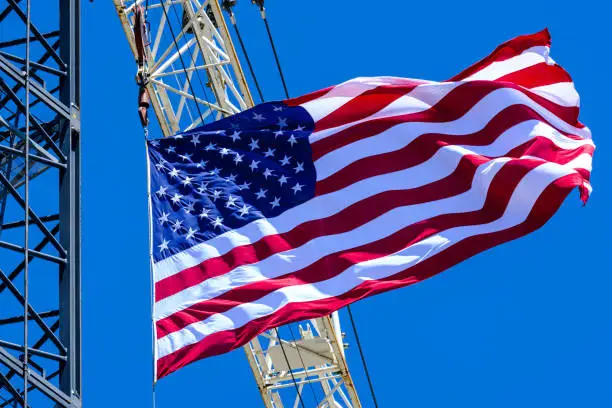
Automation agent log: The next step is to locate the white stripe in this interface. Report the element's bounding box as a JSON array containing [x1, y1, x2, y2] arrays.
[[154, 157, 509, 320], [309, 82, 461, 143], [314, 87, 592, 181], [156, 162, 574, 358], [300, 77, 426, 122], [531, 82, 580, 108], [465, 46, 552, 81]]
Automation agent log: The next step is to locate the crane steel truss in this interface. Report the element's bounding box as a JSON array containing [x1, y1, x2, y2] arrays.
[[114, 0, 253, 137], [0, 0, 81, 407], [114, 1, 361, 407]]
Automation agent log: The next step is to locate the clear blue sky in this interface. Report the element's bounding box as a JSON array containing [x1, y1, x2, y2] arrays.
[[80, 1, 610, 407]]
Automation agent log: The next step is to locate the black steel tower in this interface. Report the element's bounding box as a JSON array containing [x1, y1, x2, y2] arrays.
[[0, 0, 81, 407]]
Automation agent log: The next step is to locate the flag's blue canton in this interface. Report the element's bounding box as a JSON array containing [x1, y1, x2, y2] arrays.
[[148, 102, 316, 262]]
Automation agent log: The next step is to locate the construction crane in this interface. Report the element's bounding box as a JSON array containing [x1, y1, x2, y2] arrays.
[[113, 1, 362, 407]]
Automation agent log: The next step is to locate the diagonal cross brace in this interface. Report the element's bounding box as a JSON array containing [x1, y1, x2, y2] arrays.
[[0, 171, 66, 257], [5, 0, 65, 69], [0, 371, 27, 408], [0, 74, 66, 161], [0, 268, 66, 354], [0, 347, 72, 407], [0, 223, 61, 295]]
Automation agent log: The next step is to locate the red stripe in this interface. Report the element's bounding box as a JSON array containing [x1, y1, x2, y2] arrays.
[[313, 83, 420, 132], [156, 172, 578, 379], [311, 80, 579, 163], [315, 104, 580, 197], [507, 137, 594, 167], [284, 86, 334, 106], [156, 158, 543, 337], [496, 62, 573, 89], [449, 29, 551, 81]]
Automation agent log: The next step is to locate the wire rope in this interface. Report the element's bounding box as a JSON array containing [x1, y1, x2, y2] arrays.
[[347, 305, 380, 408]]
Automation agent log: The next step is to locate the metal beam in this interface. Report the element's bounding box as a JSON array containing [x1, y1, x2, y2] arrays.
[[0, 348, 72, 407], [58, 0, 82, 401], [0, 55, 70, 119]]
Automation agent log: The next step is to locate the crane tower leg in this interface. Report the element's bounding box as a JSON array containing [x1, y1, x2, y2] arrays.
[[0, 0, 82, 407]]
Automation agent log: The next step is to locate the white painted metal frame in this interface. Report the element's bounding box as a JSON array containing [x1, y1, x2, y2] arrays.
[[113, 2, 361, 407], [113, 0, 253, 136], [245, 314, 361, 408]]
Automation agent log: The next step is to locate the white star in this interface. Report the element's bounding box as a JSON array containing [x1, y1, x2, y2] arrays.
[[166, 146, 176, 154], [278, 174, 289, 186], [226, 195, 238, 208], [185, 227, 197, 240], [199, 208, 210, 219], [158, 211, 170, 224], [171, 219, 183, 232], [253, 112, 265, 122], [171, 193, 183, 204], [263, 147, 276, 158], [295, 125, 305, 132], [248, 138, 260, 151], [255, 188, 267, 199], [196, 160, 208, 169], [191, 135, 200, 146], [219, 147, 231, 157], [184, 201, 195, 213], [212, 216, 224, 229], [277, 117, 288, 128], [205, 142, 216, 151], [270, 196, 281, 209], [234, 153, 244, 165], [229, 130, 242, 142], [280, 155, 292, 166], [209, 167, 221, 176], [158, 239, 170, 253], [294, 161, 304, 174], [249, 160, 260, 171], [156, 185, 168, 197], [211, 190, 222, 201], [291, 182, 304, 194], [238, 204, 251, 216], [196, 183, 208, 194], [273, 130, 284, 138], [182, 176, 193, 187], [287, 134, 298, 146], [226, 173, 238, 183], [155, 162, 166, 171], [273, 106, 284, 112], [262, 168, 275, 179], [179, 153, 193, 162], [238, 181, 251, 190], [169, 168, 180, 178], [150, 140, 160, 147]]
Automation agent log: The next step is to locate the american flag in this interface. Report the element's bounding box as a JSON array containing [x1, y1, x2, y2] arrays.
[[148, 29, 594, 379]]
